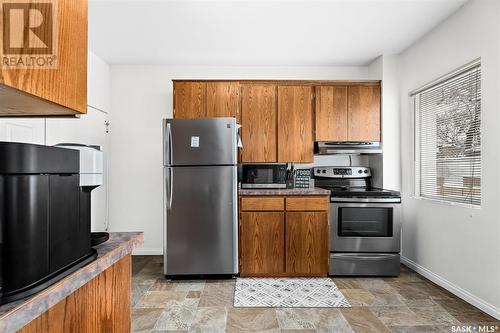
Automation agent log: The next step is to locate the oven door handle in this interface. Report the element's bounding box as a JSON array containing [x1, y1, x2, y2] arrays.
[[334, 254, 398, 260], [331, 197, 401, 203]]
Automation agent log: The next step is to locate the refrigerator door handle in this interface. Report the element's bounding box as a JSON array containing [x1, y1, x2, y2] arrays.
[[232, 166, 239, 272], [169, 167, 173, 208], [165, 123, 173, 165], [165, 167, 173, 210]]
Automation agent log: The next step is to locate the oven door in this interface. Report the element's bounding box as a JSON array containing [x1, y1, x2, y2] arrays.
[[331, 202, 401, 253]]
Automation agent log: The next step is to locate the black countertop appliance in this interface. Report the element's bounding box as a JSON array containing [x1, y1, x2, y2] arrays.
[[0, 142, 99, 304]]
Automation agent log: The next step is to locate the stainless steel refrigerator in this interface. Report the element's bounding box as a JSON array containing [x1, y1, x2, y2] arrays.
[[163, 118, 238, 275]]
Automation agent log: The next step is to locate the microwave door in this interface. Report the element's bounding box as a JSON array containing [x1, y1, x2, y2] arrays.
[[241, 165, 287, 188]]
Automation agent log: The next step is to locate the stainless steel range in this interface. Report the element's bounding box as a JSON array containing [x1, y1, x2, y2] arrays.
[[313, 166, 402, 277]]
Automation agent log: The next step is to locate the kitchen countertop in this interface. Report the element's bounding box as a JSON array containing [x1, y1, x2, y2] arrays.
[[239, 187, 330, 196], [0, 232, 144, 333]]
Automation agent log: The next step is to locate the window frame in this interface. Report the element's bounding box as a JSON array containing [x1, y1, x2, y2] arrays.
[[410, 58, 482, 209]]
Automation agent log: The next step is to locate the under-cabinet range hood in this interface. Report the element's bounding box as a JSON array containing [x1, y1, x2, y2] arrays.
[[315, 141, 382, 155]]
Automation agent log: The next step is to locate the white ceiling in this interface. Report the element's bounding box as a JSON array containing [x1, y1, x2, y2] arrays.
[[88, 0, 468, 66]]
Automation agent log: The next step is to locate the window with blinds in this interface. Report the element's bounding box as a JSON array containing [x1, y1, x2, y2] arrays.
[[412, 61, 481, 207]]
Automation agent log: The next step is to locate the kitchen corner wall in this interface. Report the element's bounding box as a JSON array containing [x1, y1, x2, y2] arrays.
[[366, 54, 401, 191], [108, 65, 384, 255], [398, 0, 500, 319]]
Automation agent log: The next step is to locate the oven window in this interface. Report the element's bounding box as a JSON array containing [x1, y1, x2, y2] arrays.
[[338, 207, 393, 237]]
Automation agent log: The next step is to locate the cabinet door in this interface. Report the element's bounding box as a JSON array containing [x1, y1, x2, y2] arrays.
[[0, 0, 88, 116], [206, 82, 240, 121], [348, 85, 381, 141], [315, 86, 348, 141], [285, 212, 329, 276], [241, 84, 277, 162], [240, 212, 285, 275], [0, 118, 45, 144], [173, 82, 206, 119], [277, 86, 313, 162]]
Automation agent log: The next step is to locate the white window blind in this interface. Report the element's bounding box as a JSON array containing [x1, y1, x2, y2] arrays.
[[412, 61, 481, 207]]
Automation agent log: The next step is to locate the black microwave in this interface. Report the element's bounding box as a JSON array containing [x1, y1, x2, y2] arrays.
[[241, 164, 287, 189]]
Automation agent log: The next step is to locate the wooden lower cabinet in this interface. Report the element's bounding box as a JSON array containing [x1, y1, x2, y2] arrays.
[[18, 255, 132, 333], [239, 195, 329, 277], [240, 196, 285, 211], [240, 212, 285, 275], [285, 212, 329, 275]]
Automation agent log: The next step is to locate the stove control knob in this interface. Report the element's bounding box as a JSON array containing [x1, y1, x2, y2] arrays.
[[364, 170, 369, 174], [322, 169, 326, 174], [358, 169, 363, 174]]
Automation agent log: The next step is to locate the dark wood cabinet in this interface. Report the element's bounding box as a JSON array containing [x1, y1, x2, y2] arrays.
[[285, 212, 329, 275], [0, 0, 88, 116], [240, 84, 277, 162], [348, 85, 381, 141], [172, 80, 381, 161], [173, 81, 240, 120], [240, 212, 285, 275], [315, 86, 348, 141], [18, 255, 131, 333], [315, 84, 381, 142], [173, 82, 206, 119], [277, 86, 314, 163], [239, 195, 329, 277], [206, 82, 240, 121]]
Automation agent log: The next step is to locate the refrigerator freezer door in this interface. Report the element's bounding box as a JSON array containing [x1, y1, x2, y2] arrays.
[[163, 118, 237, 166], [165, 165, 238, 275]]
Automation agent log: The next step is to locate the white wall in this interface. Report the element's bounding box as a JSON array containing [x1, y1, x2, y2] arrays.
[[109, 65, 373, 254], [366, 55, 401, 190], [398, 0, 500, 319], [88, 52, 111, 113]]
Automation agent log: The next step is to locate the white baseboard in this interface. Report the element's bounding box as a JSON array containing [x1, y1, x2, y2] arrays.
[[132, 248, 163, 255], [401, 256, 500, 320]]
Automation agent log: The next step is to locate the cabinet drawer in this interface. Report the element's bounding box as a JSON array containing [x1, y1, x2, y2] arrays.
[[286, 196, 329, 211], [240, 197, 285, 211]]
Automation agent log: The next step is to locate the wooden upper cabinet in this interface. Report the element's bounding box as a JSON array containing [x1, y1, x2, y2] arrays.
[[241, 84, 277, 162], [173, 82, 207, 119], [315, 86, 348, 141], [173, 81, 240, 120], [0, 0, 88, 116], [206, 82, 240, 121], [240, 212, 285, 276], [277, 86, 313, 163], [285, 212, 329, 276], [348, 85, 381, 141]]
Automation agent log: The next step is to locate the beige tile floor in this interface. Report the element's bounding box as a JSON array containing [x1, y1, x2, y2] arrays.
[[131, 256, 499, 333]]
